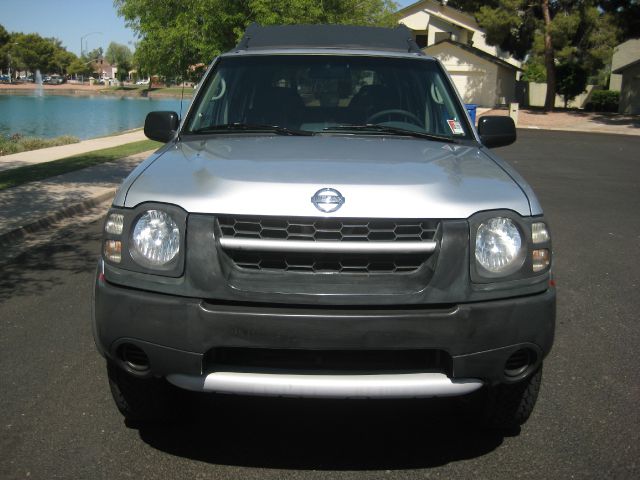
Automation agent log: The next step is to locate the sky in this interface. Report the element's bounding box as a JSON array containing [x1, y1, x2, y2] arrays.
[[1, 0, 136, 56], [1, 0, 417, 56]]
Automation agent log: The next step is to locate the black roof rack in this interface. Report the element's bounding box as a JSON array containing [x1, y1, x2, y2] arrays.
[[235, 24, 422, 54]]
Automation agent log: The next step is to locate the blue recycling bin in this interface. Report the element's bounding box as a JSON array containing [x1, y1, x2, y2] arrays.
[[465, 103, 477, 125]]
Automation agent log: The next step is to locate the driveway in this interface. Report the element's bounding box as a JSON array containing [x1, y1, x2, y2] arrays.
[[0, 130, 638, 479]]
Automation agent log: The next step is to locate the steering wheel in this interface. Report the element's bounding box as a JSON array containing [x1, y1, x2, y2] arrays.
[[366, 109, 423, 126]]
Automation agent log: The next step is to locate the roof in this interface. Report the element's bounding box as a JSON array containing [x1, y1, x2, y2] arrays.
[[234, 24, 423, 54], [397, 0, 479, 28], [425, 39, 522, 71], [613, 58, 640, 74], [611, 38, 640, 72]]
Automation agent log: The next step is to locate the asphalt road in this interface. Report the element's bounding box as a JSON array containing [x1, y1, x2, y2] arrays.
[[1, 130, 639, 479]]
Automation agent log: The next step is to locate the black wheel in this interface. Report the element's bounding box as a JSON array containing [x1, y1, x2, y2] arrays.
[[107, 361, 182, 422], [480, 366, 543, 430]]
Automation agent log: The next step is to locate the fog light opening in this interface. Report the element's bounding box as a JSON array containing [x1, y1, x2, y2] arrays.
[[504, 348, 536, 378], [119, 344, 150, 373]]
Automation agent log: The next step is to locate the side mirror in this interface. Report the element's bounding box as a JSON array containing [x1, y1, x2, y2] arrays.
[[477, 116, 516, 148], [144, 111, 180, 143]]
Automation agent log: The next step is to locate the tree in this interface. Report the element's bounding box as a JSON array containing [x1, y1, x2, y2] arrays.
[[105, 42, 133, 81], [115, 0, 398, 79], [598, 0, 640, 41], [540, 0, 556, 111], [451, 1, 621, 111], [555, 62, 588, 107], [10, 33, 57, 73], [0, 28, 78, 76], [83, 47, 104, 63], [0, 24, 10, 72], [521, 62, 546, 83], [5, 32, 78, 74], [0, 24, 8, 48], [51, 47, 76, 74], [67, 57, 93, 78]]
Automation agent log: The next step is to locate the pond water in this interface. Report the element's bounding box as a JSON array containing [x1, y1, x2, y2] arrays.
[[0, 94, 189, 140]]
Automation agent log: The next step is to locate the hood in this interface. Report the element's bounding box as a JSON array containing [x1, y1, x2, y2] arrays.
[[122, 135, 531, 219]]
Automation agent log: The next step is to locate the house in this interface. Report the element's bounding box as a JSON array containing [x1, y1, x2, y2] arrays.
[[609, 39, 640, 91], [398, 0, 522, 107], [91, 58, 116, 79], [424, 39, 521, 107], [613, 59, 640, 115], [609, 39, 640, 115]]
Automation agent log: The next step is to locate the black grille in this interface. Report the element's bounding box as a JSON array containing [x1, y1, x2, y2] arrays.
[[217, 216, 438, 242], [223, 251, 429, 273], [205, 347, 452, 375], [217, 216, 439, 274]]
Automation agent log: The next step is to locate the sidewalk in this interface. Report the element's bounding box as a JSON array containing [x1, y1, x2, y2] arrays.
[[0, 130, 147, 172], [479, 108, 640, 136], [0, 150, 150, 245]]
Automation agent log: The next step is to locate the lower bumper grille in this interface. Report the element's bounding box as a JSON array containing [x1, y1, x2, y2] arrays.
[[205, 348, 453, 375]]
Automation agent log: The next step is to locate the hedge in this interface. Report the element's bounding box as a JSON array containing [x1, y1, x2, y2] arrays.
[[585, 90, 620, 112]]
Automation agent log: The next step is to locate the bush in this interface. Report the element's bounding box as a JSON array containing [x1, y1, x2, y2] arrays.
[[585, 90, 620, 112], [0, 134, 79, 156], [555, 63, 588, 108], [521, 62, 546, 83]]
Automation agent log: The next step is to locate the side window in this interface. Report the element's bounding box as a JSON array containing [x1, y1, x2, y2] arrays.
[[428, 74, 466, 136], [191, 71, 228, 130]]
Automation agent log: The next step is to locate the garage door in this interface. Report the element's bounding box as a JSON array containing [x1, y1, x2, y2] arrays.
[[447, 70, 491, 106]]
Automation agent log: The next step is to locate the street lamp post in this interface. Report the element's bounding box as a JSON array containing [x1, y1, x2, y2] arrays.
[[80, 32, 102, 84]]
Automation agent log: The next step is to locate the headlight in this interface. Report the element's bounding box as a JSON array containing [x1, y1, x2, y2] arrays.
[[475, 217, 523, 274], [131, 210, 180, 266]]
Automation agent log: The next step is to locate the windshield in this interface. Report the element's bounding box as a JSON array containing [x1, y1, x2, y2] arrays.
[[185, 55, 472, 140]]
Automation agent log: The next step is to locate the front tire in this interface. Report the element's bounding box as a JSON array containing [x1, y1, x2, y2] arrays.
[[107, 361, 182, 422], [481, 366, 543, 430]]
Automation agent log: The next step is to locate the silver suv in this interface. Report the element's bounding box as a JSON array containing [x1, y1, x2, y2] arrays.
[[93, 24, 555, 429]]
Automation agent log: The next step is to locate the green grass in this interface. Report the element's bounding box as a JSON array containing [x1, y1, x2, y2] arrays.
[[98, 85, 194, 97], [0, 134, 79, 156], [104, 85, 144, 91], [149, 86, 194, 96], [0, 139, 161, 191]]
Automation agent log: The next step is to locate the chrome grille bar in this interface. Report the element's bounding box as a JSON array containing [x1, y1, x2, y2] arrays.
[[219, 237, 437, 254]]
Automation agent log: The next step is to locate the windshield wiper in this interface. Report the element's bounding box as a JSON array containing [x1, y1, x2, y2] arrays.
[[190, 123, 314, 136], [324, 124, 455, 143]]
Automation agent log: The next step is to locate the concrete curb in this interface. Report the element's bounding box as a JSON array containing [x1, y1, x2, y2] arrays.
[[517, 125, 640, 136], [0, 190, 114, 248]]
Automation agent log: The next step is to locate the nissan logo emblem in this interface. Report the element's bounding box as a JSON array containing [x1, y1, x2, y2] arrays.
[[311, 188, 345, 213]]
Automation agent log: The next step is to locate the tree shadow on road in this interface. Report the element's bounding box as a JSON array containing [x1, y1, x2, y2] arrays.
[[580, 112, 640, 127], [133, 394, 513, 471], [0, 218, 101, 303]]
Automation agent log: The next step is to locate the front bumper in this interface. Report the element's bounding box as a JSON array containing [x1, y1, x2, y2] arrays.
[[93, 271, 555, 396]]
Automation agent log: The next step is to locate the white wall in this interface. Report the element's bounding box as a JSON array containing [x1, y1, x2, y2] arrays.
[[610, 39, 640, 92], [427, 16, 465, 45], [398, 0, 521, 68], [526, 83, 600, 108], [400, 10, 431, 31], [619, 63, 640, 114], [425, 42, 500, 107], [496, 65, 516, 105]]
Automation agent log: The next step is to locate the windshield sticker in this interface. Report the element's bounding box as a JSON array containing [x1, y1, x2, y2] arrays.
[[447, 120, 465, 135]]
